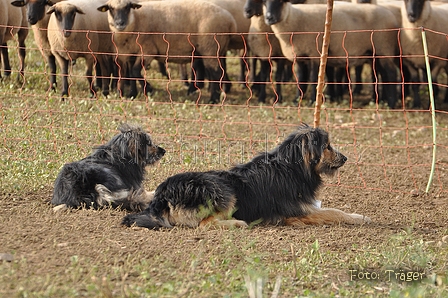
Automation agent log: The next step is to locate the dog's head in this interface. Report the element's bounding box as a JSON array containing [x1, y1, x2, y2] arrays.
[[106, 123, 165, 167], [275, 123, 347, 176]]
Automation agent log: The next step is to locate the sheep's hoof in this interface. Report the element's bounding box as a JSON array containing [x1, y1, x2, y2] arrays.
[[223, 82, 231, 93], [61, 93, 69, 101]]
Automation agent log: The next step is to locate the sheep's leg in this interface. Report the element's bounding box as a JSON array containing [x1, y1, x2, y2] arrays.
[[326, 65, 335, 101], [17, 28, 27, 82], [205, 66, 222, 104], [326, 65, 347, 102], [254, 59, 270, 103], [237, 50, 247, 85], [336, 67, 348, 102], [282, 60, 293, 82], [378, 59, 398, 108], [95, 63, 102, 90], [307, 61, 319, 104], [47, 54, 57, 91], [98, 55, 112, 96], [220, 57, 231, 94], [158, 61, 168, 78], [179, 64, 189, 86], [353, 64, 363, 95], [56, 56, 70, 99], [133, 58, 153, 97], [1, 43, 11, 77], [407, 65, 421, 108], [295, 61, 309, 103], [249, 57, 258, 83], [187, 58, 205, 95], [85, 57, 96, 98], [274, 58, 286, 103]]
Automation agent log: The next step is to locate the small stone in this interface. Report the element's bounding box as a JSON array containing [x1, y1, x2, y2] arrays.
[[410, 189, 420, 197], [0, 253, 14, 262]]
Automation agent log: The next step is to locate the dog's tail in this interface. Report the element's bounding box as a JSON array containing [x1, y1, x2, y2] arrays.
[[122, 210, 172, 230]]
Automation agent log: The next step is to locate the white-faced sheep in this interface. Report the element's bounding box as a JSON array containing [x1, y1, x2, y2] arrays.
[[47, 0, 114, 98], [97, 0, 237, 103], [263, 0, 400, 108], [11, 0, 65, 91], [0, 0, 28, 80], [400, 0, 448, 107]]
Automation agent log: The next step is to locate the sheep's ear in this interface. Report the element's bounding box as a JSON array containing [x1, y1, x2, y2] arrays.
[[46, 0, 54, 6], [130, 3, 142, 9], [46, 6, 55, 15], [76, 7, 85, 14], [97, 5, 109, 12], [10, 0, 26, 7]]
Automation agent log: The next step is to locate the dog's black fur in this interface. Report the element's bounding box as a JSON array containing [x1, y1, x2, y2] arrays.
[[122, 123, 370, 228], [52, 123, 165, 211]]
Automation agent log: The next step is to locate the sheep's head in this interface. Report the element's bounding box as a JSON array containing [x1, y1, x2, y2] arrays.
[[11, 0, 55, 25], [97, 0, 142, 32], [263, 0, 287, 26], [243, 0, 263, 19], [47, 3, 85, 38], [404, 0, 426, 23]]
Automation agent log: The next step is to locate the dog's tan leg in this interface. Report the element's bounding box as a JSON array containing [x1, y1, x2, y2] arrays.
[[199, 215, 248, 229], [286, 208, 371, 226]]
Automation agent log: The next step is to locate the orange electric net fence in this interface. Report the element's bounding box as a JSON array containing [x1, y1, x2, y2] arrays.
[[0, 25, 447, 198]]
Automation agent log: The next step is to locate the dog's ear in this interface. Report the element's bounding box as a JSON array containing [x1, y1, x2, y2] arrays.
[[118, 123, 141, 134], [277, 126, 328, 166], [302, 128, 329, 166]]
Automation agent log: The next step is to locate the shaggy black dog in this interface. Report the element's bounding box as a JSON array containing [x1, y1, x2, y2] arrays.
[[52, 123, 165, 211], [122, 123, 370, 228]]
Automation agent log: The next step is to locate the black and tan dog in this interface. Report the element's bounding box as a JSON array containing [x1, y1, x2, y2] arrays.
[[52, 123, 165, 211], [122, 123, 370, 228]]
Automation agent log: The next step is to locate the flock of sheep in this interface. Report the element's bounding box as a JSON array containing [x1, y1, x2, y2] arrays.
[[1, 0, 448, 108]]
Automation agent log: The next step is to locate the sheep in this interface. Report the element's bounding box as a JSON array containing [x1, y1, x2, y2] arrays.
[[263, 0, 400, 108], [177, 0, 250, 95], [400, 0, 448, 107], [243, 0, 296, 103], [11, 0, 64, 90], [47, 0, 114, 98], [0, 0, 28, 80], [190, 0, 251, 88], [97, 0, 237, 103]]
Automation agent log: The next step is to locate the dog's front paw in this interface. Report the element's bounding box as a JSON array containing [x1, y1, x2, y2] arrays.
[[53, 204, 68, 212], [350, 213, 371, 224]]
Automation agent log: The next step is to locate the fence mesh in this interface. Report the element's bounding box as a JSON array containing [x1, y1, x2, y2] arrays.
[[0, 25, 447, 197]]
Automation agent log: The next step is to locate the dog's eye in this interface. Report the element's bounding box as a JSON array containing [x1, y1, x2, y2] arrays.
[[326, 144, 331, 150]]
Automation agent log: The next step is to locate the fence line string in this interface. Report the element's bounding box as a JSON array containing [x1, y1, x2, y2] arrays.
[[421, 28, 437, 194]]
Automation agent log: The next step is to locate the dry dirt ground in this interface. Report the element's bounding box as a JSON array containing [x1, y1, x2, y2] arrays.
[[1, 117, 448, 296], [1, 79, 448, 296]]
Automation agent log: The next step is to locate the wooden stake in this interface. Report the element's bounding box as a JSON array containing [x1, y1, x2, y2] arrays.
[[313, 0, 334, 128]]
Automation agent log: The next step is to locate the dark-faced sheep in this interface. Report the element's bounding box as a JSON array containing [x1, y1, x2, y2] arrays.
[[97, 0, 237, 104], [11, 0, 64, 91], [244, 0, 303, 104], [400, 0, 448, 107], [0, 0, 28, 80], [263, 0, 400, 108], [47, 0, 114, 98]]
